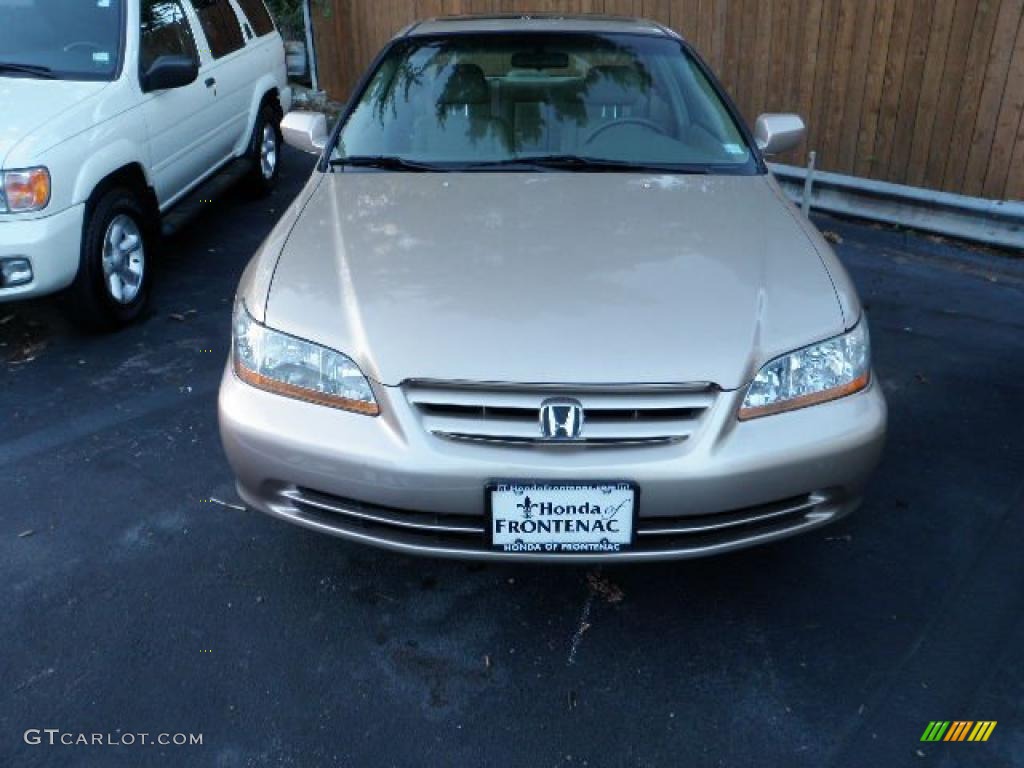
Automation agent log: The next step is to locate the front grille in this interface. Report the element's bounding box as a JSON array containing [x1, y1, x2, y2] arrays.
[[403, 381, 717, 445]]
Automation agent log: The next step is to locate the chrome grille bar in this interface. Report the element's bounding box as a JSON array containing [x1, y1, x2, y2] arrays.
[[404, 381, 716, 445]]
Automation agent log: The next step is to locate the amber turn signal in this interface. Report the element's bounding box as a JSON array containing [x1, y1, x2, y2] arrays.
[[3, 167, 51, 212]]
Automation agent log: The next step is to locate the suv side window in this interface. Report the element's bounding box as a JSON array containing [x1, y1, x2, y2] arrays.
[[235, 0, 275, 37], [189, 0, 245, 59], [141, 0, 200, 72]]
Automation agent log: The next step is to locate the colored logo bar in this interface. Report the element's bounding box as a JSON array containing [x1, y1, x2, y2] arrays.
[[920, 721, 997, 742]]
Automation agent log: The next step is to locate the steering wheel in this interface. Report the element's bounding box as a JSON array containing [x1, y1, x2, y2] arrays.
[[584, 117, 669, 145], [63, 41, 102, 53]]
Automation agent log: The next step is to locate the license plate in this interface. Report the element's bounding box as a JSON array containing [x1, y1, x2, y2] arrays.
[[488, 481, 636, 554]]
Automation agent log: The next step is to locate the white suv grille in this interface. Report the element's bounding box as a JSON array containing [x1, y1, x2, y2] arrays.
[[403, 381, 716, 445]]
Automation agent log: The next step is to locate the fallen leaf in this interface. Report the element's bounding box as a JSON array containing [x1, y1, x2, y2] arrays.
[[586, 571, 624, 603], [822, 230, 843, 244], [18, 529, 34, 538]]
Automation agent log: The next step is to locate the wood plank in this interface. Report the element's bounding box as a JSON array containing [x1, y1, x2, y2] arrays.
[[837, 0, 877, 172], [806, 0, 838, 163], [819, 0, 858, 171], [766, 0, 789, 113], [942, 0, 1002, 191], [709, 0, 728, 73], [854, 0, 895, 177], [869, 0, 914, 178], [905, 0, 957, 187], [885, 0, 935, 183], [721, 0, 743, 95], [641, 0, 671, 32], [669, 0, 700, 42], [734, 0, 760, 120], [780, 0, 804, 111], [958, 0, 1024, 196], [963, 0, 1024, 196], [694, 0, 716, 60], [983, 9, 1024, 198], [794, 0, 823, 152], [751, 0, 773, 115], [1004, 106, 1024, 198], [922, 0, 981, 188]]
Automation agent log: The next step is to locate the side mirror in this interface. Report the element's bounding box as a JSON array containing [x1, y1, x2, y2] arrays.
[[754, 114, 806, 156], [281, 111, 328, 154], [141, 54, 198, 93]]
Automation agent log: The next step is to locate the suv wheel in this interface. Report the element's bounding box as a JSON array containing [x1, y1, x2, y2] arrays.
[[68, 187, 151, 330], [245, 104, 281, 196]]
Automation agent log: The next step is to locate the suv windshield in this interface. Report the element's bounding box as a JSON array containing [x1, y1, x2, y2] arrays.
[[0, 0, 124, 81], [334, 32, 756, 172]]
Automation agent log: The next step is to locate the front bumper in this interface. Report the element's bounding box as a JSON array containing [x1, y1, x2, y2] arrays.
[[0, 205, 84, 301], [218, 367, 887, 562]]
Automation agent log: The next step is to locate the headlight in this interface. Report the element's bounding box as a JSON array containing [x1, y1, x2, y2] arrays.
[[232, 299, 379, 415], [0, 167, 51, 213], [739, 320, 871, 420]]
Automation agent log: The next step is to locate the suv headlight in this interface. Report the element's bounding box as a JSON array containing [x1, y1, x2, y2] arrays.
[[739, 320, 871, 420], [0, 167, 51, 213], [232, 300, 379, 415]]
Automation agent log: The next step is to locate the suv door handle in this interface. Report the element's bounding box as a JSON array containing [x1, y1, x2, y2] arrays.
[[205, 77, 216, 88]]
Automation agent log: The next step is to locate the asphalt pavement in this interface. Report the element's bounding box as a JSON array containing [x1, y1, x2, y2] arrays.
[[2, 148, 1023, 768]]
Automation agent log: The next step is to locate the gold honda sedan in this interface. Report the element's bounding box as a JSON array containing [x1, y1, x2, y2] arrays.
[[218, 15, 886, 561]]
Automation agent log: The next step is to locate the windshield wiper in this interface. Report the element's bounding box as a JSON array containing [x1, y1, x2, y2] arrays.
[[0, 62, 56, 79], [329, 154, 713, 174], [469, 155, 711, 174], [329, 155, 444, 172]]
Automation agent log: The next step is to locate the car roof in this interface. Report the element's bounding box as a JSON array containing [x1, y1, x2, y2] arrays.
[[403, 14, 676, 39]]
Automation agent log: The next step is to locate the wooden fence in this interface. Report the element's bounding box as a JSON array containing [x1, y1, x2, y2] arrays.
[[310, 0, 1024, 200]]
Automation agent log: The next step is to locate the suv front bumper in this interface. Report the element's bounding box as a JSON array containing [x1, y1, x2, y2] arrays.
[[0, 205, 83, 301]]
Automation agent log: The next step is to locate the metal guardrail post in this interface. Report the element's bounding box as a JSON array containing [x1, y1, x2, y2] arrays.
[[801, 151, 816, 217], [302, 0, 320, 93]]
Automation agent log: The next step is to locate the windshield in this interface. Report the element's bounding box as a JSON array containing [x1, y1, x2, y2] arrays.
[[334, 32, 756, 172], [0, 0, 124, 81]]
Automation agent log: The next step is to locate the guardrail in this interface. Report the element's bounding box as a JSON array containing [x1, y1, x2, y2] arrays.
[[770, 159, 1024, 251]]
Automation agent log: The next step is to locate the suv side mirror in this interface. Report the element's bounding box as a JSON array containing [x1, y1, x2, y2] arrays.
[[754, 114, 806, 156], [281, 111, 328, 154], [141, 55, 199, 93]]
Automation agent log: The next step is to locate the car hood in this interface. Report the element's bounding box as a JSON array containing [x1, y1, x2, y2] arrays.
[[0, 77, 108, 166], [265, 172, 846, 389]]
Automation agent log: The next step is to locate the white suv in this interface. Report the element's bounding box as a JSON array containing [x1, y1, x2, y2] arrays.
[[0, 0, 291, 327]]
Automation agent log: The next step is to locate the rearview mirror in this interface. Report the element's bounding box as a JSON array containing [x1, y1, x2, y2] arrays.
[[141, 55, 198, 93], [281, 111, 328, 154], [754, 114, 806, 156], [510, 51, 570, 70]]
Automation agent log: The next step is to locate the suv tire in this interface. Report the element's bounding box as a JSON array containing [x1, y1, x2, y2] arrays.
[[245, 103, 282, 196], [68, 187, 152, 331]]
